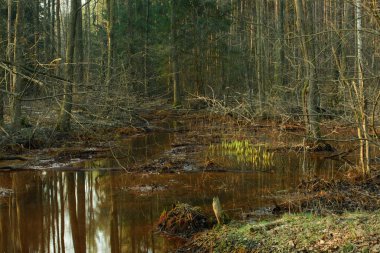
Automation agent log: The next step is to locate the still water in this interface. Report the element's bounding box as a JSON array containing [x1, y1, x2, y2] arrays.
[[0, 130, 341, 252]]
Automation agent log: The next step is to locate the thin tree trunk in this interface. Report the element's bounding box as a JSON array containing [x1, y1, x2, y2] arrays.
[[0, 22, 3, 126], [85, 1, 91, 85], [355, 0, 370, 174], [58, 0, 79, 131], [294, 0, 321, 141], [75, 0, 84, 90], [255, 0, 264, 113], [106, 0, 115, 93], [274, 0, 285, 87], [7, 0, 12, 93], [144, 0, 150, 95], [56, 0, 62, 77], [51, 0, 56, 58], [11, 0, 26, 130], [171, 0, 180, 106]]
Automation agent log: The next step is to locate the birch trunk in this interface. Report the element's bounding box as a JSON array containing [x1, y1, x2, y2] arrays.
[[355, 0, 370, 174]]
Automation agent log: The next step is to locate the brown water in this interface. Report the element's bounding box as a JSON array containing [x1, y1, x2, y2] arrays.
[[0, 128, 343, 253]]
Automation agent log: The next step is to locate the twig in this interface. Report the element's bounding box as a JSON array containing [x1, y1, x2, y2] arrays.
[[108, 142, 131, 173]]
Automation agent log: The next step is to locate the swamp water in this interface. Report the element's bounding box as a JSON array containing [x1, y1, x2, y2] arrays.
[[0, 127, 342, 252]]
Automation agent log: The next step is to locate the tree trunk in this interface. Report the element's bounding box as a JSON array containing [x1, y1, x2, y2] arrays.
[[75, 0, 84, 89], [106, 0, 115, 93], [56, 0, 61, 60], [11, 0, 26, 130], [355, 0, 370, 174], [58, 0, 79, 131], [0, 5, 4, 125], [294, 0, 321, 141], [85, 1, 91, 85], [144, 0, 150, 95], [255, 0, 264, 113], [51, 0, 56, 58], [274, 0, 285, 87], [171, 0, 181, 106], [7, 0, 12, 93]]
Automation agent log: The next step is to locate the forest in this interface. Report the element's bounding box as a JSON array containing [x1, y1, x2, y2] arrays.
[[0, 0, 380, 252]]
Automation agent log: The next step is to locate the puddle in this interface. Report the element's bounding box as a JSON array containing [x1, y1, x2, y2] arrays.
[[0, 160, 340, 252], [0, 119, 349, 252]]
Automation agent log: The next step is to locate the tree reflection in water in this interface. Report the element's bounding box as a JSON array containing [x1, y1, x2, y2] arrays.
[[0, 154, 338, 253], [0, 171, 176, 253]]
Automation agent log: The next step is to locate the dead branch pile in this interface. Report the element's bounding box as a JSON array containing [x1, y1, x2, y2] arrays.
[[157, 203, 214, 238], [276, 174, 380, 214]]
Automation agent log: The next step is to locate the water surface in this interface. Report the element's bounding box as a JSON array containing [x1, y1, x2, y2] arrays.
[[0, 127, 343, 252]]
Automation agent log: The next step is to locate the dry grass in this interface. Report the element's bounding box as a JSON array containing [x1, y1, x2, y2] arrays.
[[179, 211, 380, 253]]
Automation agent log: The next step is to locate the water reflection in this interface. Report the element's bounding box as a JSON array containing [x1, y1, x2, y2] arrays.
[[0, 154, 338, 253]]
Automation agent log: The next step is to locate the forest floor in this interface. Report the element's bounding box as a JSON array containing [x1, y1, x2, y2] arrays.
[[0, 103, 353, 171], [1, 103, 380, 252]]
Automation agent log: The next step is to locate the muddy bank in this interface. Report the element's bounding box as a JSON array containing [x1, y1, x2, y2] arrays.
[[0, 108, 357, 173]]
